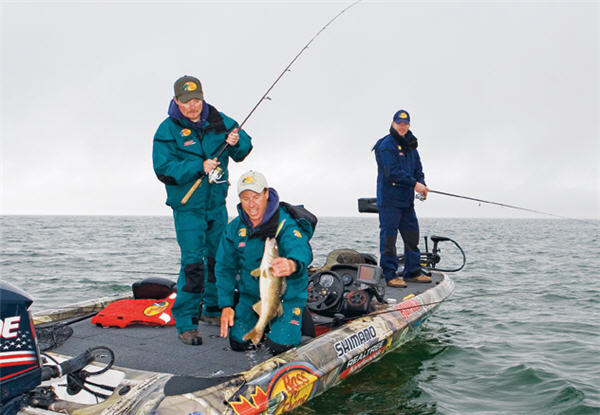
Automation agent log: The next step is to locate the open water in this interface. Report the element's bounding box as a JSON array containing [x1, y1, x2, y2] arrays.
[[1, 216, 599, 414]]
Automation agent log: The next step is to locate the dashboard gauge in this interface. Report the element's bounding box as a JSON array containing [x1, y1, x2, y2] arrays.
[[341, 273, 354, 286], [319, 273, 335, 288]]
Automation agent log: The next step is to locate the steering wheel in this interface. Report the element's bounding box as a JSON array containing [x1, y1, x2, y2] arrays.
[[307, 271, 344, 313]]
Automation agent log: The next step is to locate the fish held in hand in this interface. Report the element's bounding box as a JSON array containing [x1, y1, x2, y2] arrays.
[[244, 237, 286, 345]]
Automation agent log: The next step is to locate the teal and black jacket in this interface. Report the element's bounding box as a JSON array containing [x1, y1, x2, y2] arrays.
[[215, 189, 315, 309], [152, 101, 252, 210]]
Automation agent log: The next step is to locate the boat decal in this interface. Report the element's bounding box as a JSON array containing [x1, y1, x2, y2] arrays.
[[266, 364, 319, 414], [229, 363, 320, 415], [334, 325, 378, 357], [394, 298, 421, 320], [229, 385, 269, 415], [143, 300, 170, 317], [339, 337, 392, 379], [0, 315, 40, 379]]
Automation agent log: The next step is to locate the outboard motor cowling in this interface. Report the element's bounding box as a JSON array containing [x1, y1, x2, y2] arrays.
[[0, 280, 42, 412]]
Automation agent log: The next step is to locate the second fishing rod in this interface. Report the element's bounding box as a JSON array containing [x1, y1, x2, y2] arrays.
[[181, 0, 362, 204]]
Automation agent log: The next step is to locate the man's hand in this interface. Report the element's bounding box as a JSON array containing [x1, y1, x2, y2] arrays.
[[414, 182, 428, 198], [203, 158, 220, 174], [226, 128, 239, 146], [270, 257, 296, 277], [220, 307, 235, 338]]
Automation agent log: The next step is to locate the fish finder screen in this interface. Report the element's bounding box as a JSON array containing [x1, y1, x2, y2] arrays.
[[358, 265, 376, 284]]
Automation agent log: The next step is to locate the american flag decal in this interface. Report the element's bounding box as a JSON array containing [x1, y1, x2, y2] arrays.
[[0, 323, 39, 381], [1, 351, 38, 367]]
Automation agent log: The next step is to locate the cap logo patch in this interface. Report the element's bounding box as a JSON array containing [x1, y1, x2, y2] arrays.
[[242, 176, 255, 184], [183, 82, 197, 91], [180, 129, 191, 137], [399, 112, 408, 119]]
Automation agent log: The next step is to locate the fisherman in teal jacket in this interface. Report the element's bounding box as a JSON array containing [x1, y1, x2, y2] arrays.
[[153, 75, 252, 345], [216, 171, 315, 354]]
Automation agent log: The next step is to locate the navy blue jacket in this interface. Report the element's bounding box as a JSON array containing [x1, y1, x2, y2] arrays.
[[373, 128, 425, 208]]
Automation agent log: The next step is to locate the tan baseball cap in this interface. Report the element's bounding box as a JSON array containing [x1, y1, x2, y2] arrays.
[[237, 170, 268, 195]]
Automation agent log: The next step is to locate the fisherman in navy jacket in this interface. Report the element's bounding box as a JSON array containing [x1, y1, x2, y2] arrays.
[[372, 110, 431, 288]]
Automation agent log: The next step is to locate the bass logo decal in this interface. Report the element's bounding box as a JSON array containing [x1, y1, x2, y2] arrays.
[[180, 128, 191, 137], [143, 301, 169, 317], [267, 365, 319, 414], [229, 363, 320, 415], [334, 325, 377, 357], [183, 81, 197, 91]]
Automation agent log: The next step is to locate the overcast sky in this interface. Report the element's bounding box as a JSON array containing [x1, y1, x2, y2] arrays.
[[1, 1, 598, 219]]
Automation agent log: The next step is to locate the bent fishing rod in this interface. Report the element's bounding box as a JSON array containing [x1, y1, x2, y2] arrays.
[[181, 0, 363, 204], [427, 189, 566, 219]]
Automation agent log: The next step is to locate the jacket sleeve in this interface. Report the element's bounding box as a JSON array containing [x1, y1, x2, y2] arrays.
[[414, 150, 426, 186], [220, 113, 253, 162], [278, 221, 313, 280], [215, 225, 239, 309], [152, 122, 205, 185], [376, 145, 417, 188]]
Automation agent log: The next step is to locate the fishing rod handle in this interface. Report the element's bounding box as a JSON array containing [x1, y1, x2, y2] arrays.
[[180, 176, 204, 205]]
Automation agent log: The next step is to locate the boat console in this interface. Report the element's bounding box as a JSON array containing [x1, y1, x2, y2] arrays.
[[307, 264, 386, 318]]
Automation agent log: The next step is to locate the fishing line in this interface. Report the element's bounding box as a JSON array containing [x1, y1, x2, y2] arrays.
[[110, 269, 178, 276], [370, 289, 532, 318], [182, 0, 363, 203], [428, 189, 566, 219], [318, 289, 534, 326]]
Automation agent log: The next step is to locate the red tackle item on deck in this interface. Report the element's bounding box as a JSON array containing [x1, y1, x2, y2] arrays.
[[91, 293, 177, 328]]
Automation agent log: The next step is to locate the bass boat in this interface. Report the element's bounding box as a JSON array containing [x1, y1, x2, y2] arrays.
[[2, 198, 465, 415]]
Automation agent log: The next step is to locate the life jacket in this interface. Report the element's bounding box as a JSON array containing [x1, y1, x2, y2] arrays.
[[91, 293, 176, 328]]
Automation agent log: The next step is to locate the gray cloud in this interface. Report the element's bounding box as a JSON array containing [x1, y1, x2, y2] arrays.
[[1, 1, 598, 219]]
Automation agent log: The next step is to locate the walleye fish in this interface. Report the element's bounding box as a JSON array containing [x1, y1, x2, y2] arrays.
[[243, 237, 287, 345]]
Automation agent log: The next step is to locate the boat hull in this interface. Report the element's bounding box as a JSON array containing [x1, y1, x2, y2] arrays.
[[23, 272, 453, 415]]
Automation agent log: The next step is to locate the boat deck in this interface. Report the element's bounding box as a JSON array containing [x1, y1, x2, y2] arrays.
[[49, 274, 444, 378]]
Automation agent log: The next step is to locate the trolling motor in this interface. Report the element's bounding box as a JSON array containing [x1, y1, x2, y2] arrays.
[[0, 281, 115, 415], [357, 197, 466, 273], [408, 235, 466, 273]]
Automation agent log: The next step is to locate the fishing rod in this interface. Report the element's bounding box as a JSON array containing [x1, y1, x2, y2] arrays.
[[427, 189, 566, 219], [328, 289, 533, 325], [181, 0, 363, 204]]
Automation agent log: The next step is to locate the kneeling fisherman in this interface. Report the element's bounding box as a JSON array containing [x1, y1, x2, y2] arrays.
[[216, 171, 315, 354]]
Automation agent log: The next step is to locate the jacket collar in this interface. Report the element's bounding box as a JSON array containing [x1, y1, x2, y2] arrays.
[[389, 126, 418, 150], [168, 100, 226, 133], [238, 188, 281, 239]]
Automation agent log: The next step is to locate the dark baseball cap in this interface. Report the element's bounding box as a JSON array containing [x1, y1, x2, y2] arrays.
[[393, 110, 410, 124], [174, 75, 204, 102]]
